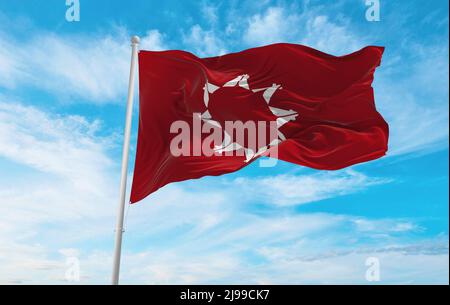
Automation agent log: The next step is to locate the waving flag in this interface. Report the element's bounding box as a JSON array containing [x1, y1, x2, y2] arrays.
[[130, 43, 388, 203]]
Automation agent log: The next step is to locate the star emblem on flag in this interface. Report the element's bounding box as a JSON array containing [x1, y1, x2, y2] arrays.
[[200, 74, 299, 162]]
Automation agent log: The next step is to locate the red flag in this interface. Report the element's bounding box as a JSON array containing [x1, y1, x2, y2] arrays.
[[130, 43, 388, 204]]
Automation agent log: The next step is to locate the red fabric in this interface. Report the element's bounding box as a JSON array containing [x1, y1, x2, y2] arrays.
[[130, 43, 388, 204]]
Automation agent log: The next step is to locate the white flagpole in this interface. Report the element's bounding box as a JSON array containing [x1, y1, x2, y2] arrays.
[[112, 35, 140, 285]]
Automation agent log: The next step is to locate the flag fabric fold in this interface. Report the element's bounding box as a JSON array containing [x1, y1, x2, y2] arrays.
[[130, 43, 388, 204]]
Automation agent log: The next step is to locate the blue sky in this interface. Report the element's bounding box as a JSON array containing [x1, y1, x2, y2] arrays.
[[0, 0, 448, 284]]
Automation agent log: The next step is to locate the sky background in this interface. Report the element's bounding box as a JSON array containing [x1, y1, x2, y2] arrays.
[[0, 0, 448, 284]]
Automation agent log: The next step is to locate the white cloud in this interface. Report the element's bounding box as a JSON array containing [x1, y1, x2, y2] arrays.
[[380, 94, 449, 156], [232, 170, 389, 206], [244, 7, 301, 46], [183, 25, 228, 57], [0, 37, 26, 89], [139, 30, 166, 51], [300, 15, 364, 55], [252, 247, 448, 284], [352, 218, 421, 234], [376, 45, 449, 156], [243, 6, 364, 55], [0, 140, 446, 284], [69, 242, 448, 284], [0, 98, 445, 284], [0, 102, 435, 284], [68, 199, 449, 284], [201, 3, 219, 25], [0, 101, 113, 192], [0, 29, 167, 103], [0, 99, 118, 284]]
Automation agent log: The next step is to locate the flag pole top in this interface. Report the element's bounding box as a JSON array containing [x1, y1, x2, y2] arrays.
[[131, 35, 140, 45]]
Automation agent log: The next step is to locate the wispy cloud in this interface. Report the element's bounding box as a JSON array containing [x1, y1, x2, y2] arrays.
[[182, 25, 228, 57], [0, 29, 166, 103], [116, 184, 449, 284], [73, 191, 449, 284], [201, 2, 219, 25], [377, 45, 449, 156], [0, 36, 26, 89], [241, 5, 365, 55], [0, 100, 113, 191], [0, 99, 118, 284], [63, 240, 447, 284], [231, 170, 389, 206], [1, 100, 440, 284], [243, 7, 301, 46], [300, 14, 364, 55]]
